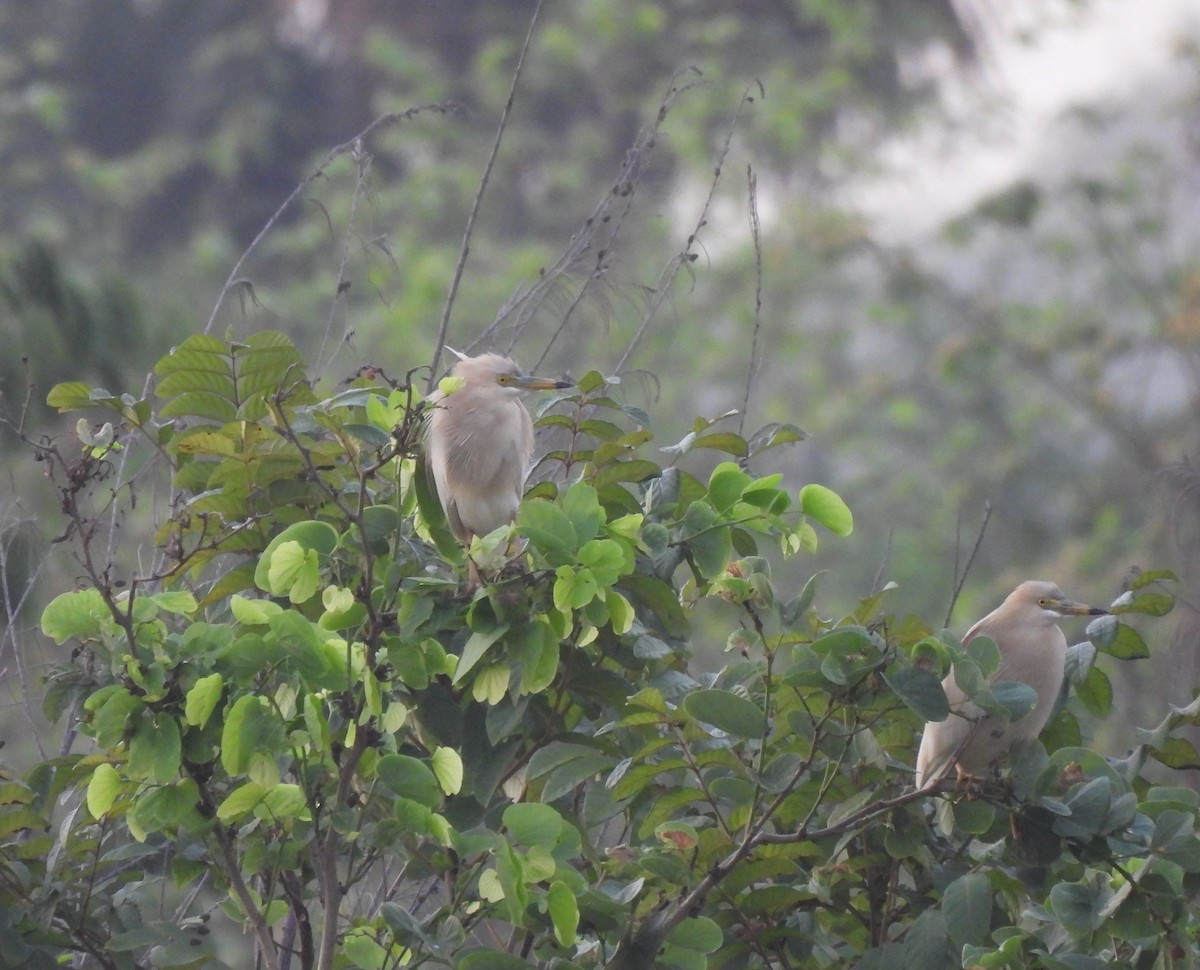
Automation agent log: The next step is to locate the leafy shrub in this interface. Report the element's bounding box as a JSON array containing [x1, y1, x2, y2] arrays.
[[0, 331, 1189, 970]]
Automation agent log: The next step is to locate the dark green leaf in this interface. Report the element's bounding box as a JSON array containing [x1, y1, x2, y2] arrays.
[[376, 754, 442, 808], [683, 689, 764, 739], [884, 666, 949, 721], [1152, 737, 1200, 771], [942, 872, 992, 949]]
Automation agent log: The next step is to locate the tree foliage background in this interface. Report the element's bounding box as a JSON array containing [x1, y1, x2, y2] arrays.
[[3, 0, 1200, 967]]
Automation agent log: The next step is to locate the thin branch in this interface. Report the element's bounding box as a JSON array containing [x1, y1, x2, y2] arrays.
[[210, 823, 282, 970], [613, 81, 762, 374], [944, 501, 991, 628], [490, 67, 703, 367], [738, 164, 764, 438], [426, 0, 545, 390], [204, 103, 458, 337]]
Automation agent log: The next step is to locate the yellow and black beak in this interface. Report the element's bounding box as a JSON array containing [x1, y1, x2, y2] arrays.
[[514, 374, 573, 391], [1051, 598, 1108, 617]]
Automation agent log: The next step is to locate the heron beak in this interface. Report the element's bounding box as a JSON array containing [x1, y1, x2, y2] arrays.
[[1052, 598, 1108, 617], [515, 374, 573, 391]]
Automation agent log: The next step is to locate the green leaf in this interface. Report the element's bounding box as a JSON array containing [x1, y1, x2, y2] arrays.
[[217, 782, 266, 822], [185, 673, 224, 728], [230, 598, 281, 631], [799, 483, 853, 536], [547, 881, 579, 948], [452, 624, 509, 685], [87, 763, 122, 819], [221, 695, 272, 776], [901, 909, 951, 970], [91, 687, 143, 749], [376, 754, 442, 807], [694, 432, 749, 458], [554, 565, 599, 612], [683, 689, 765, 739], [130, 779, 203, 834], [1104, 622, 1150, 660], [503, 803, 564, 849], [1050, 880, 1110, 937], [884, 666, 949, 721], [562, 483, 604, 543], [619, 574, 690, 637], [265, 541, 320, 604], [517, 500, 578, 565], [1113, 592, 1173, 616], [707, 462, 752, 512], [988, 682, 1038, 720], [577, 539, 626, 586], [456, 951, 531, 970], [128, 714, 181, 783], [590, 458, 661, 488], [942, 872, 991, 949], [252, 520, 339, 594], [666, 916, 723, 953], [1152, 737, 1200, 771], [682, 501, 731, 580], [151, 591, 198, 614], [47, 380, 99, 411], [257, 783, 309, 821], [40, 588, 107, 643], [431, 747, 464, 796], [1075, 665, 1113, 717]]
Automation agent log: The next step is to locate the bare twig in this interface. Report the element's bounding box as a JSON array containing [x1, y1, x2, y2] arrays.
[[483, 66, 704, 368], [613, 80, 763, 374], [738, 163, 764, 438], [316, 143, 372, 375], [204, 103, 458, 337], [426, 0, 545, 390], [944, 501, 992, 628]]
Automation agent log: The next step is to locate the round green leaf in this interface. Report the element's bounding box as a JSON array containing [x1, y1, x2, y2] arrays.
[[503, 803, 564, 849]]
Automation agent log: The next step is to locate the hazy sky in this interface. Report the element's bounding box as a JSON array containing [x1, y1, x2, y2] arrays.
[[862, 0, 1198, 237]]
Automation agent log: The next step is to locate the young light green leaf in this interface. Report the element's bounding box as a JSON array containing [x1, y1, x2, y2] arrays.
[[40, 589, 107, 643], [185, 673, 223, 728], [266, 541, 319, 604], [799, 483, 853, 536], [431, 747, 463, 796], [547, 881, 579, 948], [217, 782, 266, 822], [87, 763, 122, 819]]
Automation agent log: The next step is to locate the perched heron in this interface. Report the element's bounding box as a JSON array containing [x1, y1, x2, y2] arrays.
[[915, 580, 1107, 790], [426, 353, 571, 546]]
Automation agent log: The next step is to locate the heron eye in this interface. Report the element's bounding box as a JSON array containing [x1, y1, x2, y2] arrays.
[[497, 374, 513, 385], [1038, 598, 1047, 606]]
